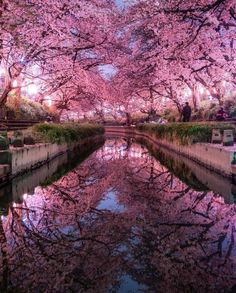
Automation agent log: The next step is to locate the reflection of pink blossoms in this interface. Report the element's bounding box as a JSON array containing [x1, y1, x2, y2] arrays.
[[0, 139, 235, 292]]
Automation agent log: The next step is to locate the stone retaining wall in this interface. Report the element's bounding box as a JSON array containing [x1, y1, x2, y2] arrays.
[[0, 135, 104, 179], [10, 143, 67, 175]]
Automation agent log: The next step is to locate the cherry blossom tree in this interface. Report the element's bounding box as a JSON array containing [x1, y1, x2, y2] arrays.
[[0, 0, 117, 112], [1, 0, 236, 118], [110, 0, 236, 114]]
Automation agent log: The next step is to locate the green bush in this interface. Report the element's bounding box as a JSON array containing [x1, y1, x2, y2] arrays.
[[0, 136, 9, 150], [191, 108, 204, 121], [31, 123, 104, 144], [138, 122, 236, 145], [12, 138, 24, 148], [163, 109, 179, 122]]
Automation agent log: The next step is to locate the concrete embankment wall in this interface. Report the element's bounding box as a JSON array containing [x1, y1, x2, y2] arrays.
[[141, 137, 236, 203], [11, 143, 68, 175], [105, 126, 236, 178], [0, 135, 104, 181]]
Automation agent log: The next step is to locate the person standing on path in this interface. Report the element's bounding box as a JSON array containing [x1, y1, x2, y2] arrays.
[[215, 107, 227, 121], [181, 102, 192, 122]]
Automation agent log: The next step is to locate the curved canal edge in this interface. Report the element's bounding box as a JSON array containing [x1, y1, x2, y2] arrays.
[[105, 126, 236, 179], [0, 135, 105, 185]]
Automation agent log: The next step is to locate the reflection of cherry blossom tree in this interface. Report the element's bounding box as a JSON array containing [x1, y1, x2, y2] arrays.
[[0, 138, 236, 291]]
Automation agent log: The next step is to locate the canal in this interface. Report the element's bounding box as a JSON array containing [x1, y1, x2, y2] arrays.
[[0, 137, 236, 292]]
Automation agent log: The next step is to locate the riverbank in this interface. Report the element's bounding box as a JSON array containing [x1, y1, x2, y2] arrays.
[[0, 123, 105, 185], [0, 137, 105, 208], [105, 126, 236, 178]]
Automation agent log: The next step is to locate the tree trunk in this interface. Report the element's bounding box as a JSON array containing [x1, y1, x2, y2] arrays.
[[191, 85, 198, 111], [217, 95, 223, 105], [192, 93, 197, 110], [125, 112, 131, 126], [13, 76, 22, 109], [0, 81, 12, 106]]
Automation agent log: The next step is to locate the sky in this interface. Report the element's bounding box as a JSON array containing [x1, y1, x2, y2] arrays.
[[115, 0, 126, 9], [98, 64, 118, 80]]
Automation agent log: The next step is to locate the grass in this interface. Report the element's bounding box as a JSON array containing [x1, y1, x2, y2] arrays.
[[137, 122, 236, 145], [31, 123, 104, 144]]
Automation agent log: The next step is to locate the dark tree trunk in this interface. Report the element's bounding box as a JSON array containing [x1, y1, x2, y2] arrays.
[[125, 112, 131, 126], [0, 81, 12, 106]]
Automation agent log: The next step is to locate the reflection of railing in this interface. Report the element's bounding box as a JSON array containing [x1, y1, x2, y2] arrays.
[[0, 119, 39, 131]]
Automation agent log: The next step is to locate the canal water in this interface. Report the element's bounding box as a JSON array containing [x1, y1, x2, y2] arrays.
[[0, 138, 236, 292]]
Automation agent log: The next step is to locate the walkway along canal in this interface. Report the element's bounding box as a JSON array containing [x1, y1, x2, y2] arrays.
[[0, 135, 235, 292]]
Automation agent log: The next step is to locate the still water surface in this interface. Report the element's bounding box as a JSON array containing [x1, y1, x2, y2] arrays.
[[0, 138, 236, 292]]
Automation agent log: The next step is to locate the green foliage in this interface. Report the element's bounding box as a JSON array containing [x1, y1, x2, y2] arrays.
[[138, 122, 236, 145], [14, 130, 23, 137], [0, 131, 8, 138], [23, 136, 35, 145], [0, 136, 9, 150], [12, 138, 24, 148], [0, 151, 10, 164], [32, 123, 104, 144], [163, 109, 179, 122]]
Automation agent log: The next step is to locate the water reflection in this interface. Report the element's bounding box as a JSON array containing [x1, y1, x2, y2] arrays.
[[97, 188, 126, 212], [0, 138, 104, 213], [0, 138, 236, 292], [138, 138, 236, 203]]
